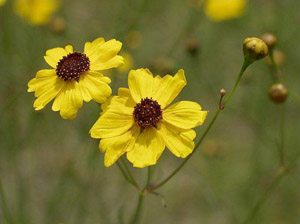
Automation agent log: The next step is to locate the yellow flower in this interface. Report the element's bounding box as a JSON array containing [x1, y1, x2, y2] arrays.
[[117, 51, 134, 73], [14, 0, 60, 25], [204, 0, 247, 22], [28, 38, 124, 119], [90, 69, 208, 168], [0, 0, 6, 7]]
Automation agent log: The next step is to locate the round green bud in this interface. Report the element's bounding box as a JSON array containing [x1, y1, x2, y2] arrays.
[[243, 37, 269, 62]]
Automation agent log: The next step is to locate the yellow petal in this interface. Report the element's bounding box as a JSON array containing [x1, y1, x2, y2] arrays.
[[152, 69, 186, 109], [128, 68, 154, 103], [28, 69, 57, 93], [44, 47, 67, 68], [90, 55, 124, 71], [101, 87, 135, 112], [127, 127, 165, 168], [204, 0, 246, 22], [159, 122, 195, 158], [90, 108, 134, 139], [88, 39, 123, 68], [79, 71, 112, 103], [65, 45, 73, 54], [84, 37, 105, 59], [13, 0, 60, 25], [163, 101, 208, 129], [100, 126, 140, 167], [101, 95, 134, 114], [58, 82, 83, 119], [30, 76, 64, 110]]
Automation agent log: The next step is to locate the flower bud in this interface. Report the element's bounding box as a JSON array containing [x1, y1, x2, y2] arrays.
[[267, 49, 285, 66], [219, 89, 226, 96], [186, 38, 199, 56], [260, 32, 277, 49], [49, 16, 66, 33], [243, 37, 268, 62], [268, 83, 288, 104]]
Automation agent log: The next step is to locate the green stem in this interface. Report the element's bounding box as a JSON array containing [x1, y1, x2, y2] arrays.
[[269, 49, 282, 82], [116, 161, 133, 185], [149, 60, 251, 191], [242, 170, 285, 224], [144, 167, 152, 190], [0, 179, 14, 224], [130, 193, 144, 224], [120, 157, 140, 190], [223, 60, 250, 105], [289, 90, 300, 104], [242, 152, 300, 224], [278, 104, 285, 167]]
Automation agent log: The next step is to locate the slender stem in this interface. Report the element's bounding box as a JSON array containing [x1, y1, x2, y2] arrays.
[[130, 193, 144, 224], [116, 161, 132, 184], [242, 152, 300, 224], [242, 170, 285, 224], [269, 49, 282, 82], [278, 104, 285, 167], [149, 60, 251, 191], [120, 157, 140, 190], [129, 167, 152, 224], [289, 90, 300, 104], [0, 179, 14, 224], [223, 60, 250, 105], [144, 167, 152, 190]]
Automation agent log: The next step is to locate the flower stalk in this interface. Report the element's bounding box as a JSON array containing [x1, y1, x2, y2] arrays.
[[148, 59, 252, 192]]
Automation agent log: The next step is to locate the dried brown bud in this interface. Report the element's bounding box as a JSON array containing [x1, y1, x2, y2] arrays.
[[219, 89, 227, 96], [267, 49, 285, 66], [186, 38, 199, 56], [49, 16, 66, 33], [261, 32, 277, 49], [243, 37, 268, 62], [268, 83, 288, 104]]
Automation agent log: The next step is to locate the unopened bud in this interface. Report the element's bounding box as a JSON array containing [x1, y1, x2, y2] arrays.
[[219, 89, 226, 96], [186, 38, 199, 56], [267, 49, 285, 66], [268, 83, 288, 104], [49, 16, 66, 33], [243, 37, 268, 62], [260, 32, 277, 49]]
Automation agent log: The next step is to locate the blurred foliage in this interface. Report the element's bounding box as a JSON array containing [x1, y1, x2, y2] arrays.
[[1, 0, 300, 224]]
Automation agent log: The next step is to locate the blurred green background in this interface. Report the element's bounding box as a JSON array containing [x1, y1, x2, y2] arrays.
[[1, 0, 300, 223]]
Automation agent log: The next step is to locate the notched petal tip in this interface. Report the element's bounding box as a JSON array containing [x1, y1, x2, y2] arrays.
[[176, 69, 187, 84]]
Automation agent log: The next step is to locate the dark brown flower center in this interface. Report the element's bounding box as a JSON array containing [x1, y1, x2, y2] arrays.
[[56, 52, 90, 81], [133, 97, 162, 129]]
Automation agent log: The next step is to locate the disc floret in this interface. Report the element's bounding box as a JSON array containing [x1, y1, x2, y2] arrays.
[[56, 52, 90, 81], [133, 97, 163, 129]]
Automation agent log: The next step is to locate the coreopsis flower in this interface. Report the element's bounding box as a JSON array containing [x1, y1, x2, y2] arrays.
[[13, 0, 60, 25], [28, 38, 124, 119], [0, 0, 6, 6], [204, 0, 247, 22], [90, 69, 208, 168]]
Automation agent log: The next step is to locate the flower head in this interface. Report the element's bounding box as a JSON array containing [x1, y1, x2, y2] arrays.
[[28, 37, 124, 119], [204, 0, 247, 22], [14, 0, 60, 25], [0, 0, 6, 7], [90, 69, 208, 168]]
